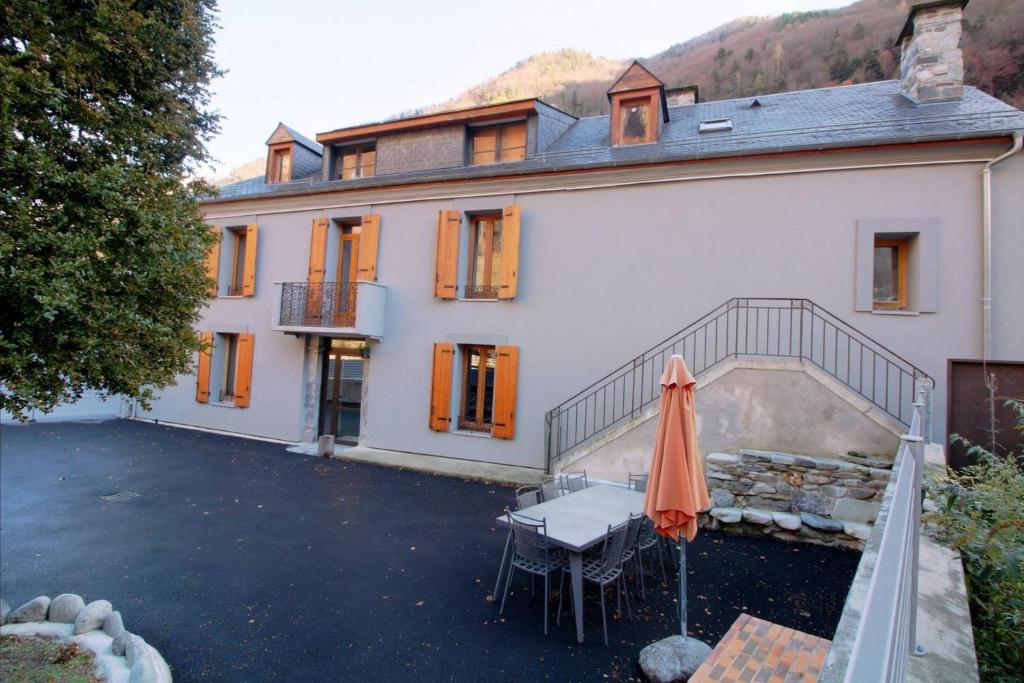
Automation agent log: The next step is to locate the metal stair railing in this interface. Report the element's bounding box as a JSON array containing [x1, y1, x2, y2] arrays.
[[544, 298, 933, 473]]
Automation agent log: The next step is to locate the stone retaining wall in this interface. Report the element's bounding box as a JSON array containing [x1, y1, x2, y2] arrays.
[[704, 449, 893, 550], [0, 593, 171, 682]]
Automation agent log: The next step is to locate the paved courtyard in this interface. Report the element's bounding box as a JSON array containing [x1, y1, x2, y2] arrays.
[[0, 420, 859, 681]]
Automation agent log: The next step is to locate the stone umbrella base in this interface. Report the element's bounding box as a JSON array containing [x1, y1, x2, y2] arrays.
[[639, 635, 712, 683]]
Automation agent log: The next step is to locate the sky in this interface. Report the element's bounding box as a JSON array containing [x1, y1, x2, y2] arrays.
[[207, 0, 855, 176]]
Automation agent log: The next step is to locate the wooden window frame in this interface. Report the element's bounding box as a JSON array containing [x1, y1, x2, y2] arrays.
[[227, 227, 246, 296], [219, 333, 239, 403], [458, 344, 496, 432], [268, 147, 292, 183], [873, 238, 909, 310], [465, 213, 502, 299], [469, 121, 527, 166], [618, 96, 653, 146], [336, 143, 376, 180]]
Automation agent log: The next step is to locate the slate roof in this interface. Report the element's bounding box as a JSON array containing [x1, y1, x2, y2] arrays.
[[213, 80, 1024, 202], [281, 124, 322, 155]]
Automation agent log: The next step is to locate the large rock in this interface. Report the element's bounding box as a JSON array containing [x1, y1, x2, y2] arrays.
[[742, 508, 773, 525], [103, 610, 126, 638], [639, 635, 712, 683], [707, 452, 740, 466], [129, 652, 160, 683], [710, 507, 741, 524], [125, 634, 149, 666], [48, 593, 86, 623], [0, 599, 9, 625], [772, 512, 802, 531], [7, 596, 51, 623], [710, 488, 735, 508], [801, 512, 845, 532], [844, 522, 872, 541], [112, 631, 131, 656], [792, 491, 828, 516], [73, 599, 113, 635], [832, 499, 880, 524]]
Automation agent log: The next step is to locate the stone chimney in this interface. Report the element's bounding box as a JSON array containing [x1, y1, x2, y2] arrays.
[[665, 85, 699, 107], [896, 0, 968, 104]]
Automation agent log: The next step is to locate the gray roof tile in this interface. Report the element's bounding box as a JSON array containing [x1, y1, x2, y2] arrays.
[[213, 81, 1023, 202]]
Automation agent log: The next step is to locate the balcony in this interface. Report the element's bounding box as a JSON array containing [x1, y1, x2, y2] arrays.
[[272, 281, 385, 339]]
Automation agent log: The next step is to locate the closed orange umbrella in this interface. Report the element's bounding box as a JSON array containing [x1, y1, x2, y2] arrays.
[[643, 354, 710, 638], [643, 354, 710, 542]]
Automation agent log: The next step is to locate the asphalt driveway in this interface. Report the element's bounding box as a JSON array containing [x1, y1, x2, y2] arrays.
[[0, 420, 859, 681]]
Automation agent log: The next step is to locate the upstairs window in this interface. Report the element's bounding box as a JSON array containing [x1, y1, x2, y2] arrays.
[[873, 238, 908, 309], [269, 147, 292, 183], [470, 121, 526, 165], [466, 214, 503, 298], [458, 344, 496, 432], [337, 144, 376, 180], [227, 227, 248, 296], [619, 97, 651, 145]]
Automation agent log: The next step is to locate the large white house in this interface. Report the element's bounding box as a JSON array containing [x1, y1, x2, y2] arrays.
[[142, 1, 1024, 477]]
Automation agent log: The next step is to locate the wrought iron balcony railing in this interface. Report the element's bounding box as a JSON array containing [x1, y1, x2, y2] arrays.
[[278, 281, 358, 328]]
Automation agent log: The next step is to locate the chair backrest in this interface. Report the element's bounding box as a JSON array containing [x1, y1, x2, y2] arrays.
[[595, 519, 631, 573], [540, 476, 561, 502], [638, 515, 658, 545], [626, 512, 645, 550], [514, 484, 544, 510], [506, 510, 549, 564], [562, 471, 588, 493], [628, 472, 649, 493]]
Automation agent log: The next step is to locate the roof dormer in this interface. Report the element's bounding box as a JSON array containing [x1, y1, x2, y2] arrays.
[[265, 123, 322, 184], [607, 61, 669, 146]]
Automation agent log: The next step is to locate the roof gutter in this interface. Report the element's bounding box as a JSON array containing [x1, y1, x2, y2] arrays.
[[981, 130, 1022, 361]]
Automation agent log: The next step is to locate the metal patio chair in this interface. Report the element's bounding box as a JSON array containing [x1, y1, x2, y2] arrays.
[[635, 515, 670, 599], [556, 518, 633, 646], [499, 510, 566, 635], [620, 512, 646, 599], [628, 472, 649, 493], [514, 484, 544, 510], [561, 470, 588, 494], [539, 475, 561, 501]]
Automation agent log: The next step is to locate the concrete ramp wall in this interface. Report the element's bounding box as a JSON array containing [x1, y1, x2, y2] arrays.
[[559, 358, 902, 482]]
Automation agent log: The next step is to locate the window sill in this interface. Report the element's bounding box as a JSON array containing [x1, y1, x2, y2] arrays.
[[457, 297, 500, 303], [209, 401, 239, 408], [871, 309, 919, 316], [217, 295, 245, 300], [452, 429, 492, 439]]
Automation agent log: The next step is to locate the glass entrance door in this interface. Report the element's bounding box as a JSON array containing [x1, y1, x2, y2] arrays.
[[320, 348, 363, 444]]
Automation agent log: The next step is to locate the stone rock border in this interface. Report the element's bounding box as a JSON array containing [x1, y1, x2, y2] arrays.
[[0, 594, 171, 683]]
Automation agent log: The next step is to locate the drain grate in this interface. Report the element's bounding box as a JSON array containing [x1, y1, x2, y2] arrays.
[[101, 491, 141, 502]]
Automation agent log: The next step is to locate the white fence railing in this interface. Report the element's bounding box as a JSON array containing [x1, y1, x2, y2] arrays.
[[842, 387, 927, 682]]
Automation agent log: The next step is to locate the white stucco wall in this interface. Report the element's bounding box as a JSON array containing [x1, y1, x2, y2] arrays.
[[143, 145, 1024, 468]]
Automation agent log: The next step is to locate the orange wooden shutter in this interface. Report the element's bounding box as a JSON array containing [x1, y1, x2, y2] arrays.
[[204, 226, 221, 297], [357, 214, 380, 281], [499, 205, 521, 300], [242, 223, 258, 296], [428, 342, 454, 431], [492, 345, 519, 439], [195, 331, 213, 403], [434, 211, 460, 299], [233, 333, 255, 408], [307, 217, 329, 283]]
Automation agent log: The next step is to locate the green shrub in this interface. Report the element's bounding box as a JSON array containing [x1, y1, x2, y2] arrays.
[[925, 399, 1024, 682]]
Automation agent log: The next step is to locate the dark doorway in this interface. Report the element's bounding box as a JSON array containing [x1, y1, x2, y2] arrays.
[[320, 346, 364, 444], [946, 359, 1024, 469]]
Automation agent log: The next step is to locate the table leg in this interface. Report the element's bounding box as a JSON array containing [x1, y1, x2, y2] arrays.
[[493, 531, 511, 602], [570, 551, 584, 644]]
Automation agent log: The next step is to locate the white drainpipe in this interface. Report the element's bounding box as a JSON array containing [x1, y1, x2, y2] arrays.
[[981, 131, 1022, 361]]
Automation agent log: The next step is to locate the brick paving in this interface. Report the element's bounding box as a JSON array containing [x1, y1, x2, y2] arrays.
[[690, 612, 832, 682]]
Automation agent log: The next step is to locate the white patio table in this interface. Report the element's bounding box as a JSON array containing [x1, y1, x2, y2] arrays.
[[494, 484, 645, 644]]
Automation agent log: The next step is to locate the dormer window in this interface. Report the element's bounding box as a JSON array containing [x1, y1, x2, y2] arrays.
[[336, 143, 376, 180], [607, 61, 669, 146], [620, 98, 651, 145], [268, 147, 291, 183], [470, 121, 526, 165]]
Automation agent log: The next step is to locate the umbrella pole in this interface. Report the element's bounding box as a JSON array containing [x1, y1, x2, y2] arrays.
[[678, 539, 687, 637]]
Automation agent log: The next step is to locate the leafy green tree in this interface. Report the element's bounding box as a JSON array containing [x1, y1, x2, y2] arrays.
[[0, 0, 222, 418]]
